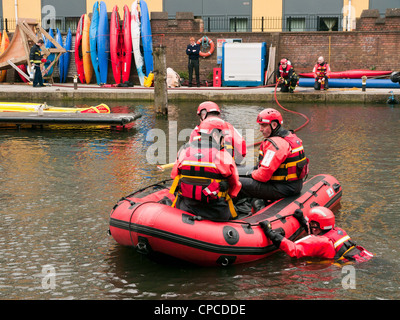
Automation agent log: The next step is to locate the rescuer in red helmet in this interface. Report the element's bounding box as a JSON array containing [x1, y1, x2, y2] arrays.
[[259, 207, 373, 263], [170, 118, 241, 221], [189, 101, 247, 164], [236, 108, 309, 210], [278, 58, 298, 93]]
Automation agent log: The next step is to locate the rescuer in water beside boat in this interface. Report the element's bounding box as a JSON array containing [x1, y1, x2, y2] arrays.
[[236, 108, 309, 211], [260, 206, 374, 263], [313, 56, 331, 90], [169, 119, 241, 221], [189, 101, 247, 164], [278, 58, 298, 93]]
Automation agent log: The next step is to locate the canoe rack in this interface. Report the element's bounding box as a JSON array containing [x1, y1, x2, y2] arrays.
[[0, 18, 66, 84]]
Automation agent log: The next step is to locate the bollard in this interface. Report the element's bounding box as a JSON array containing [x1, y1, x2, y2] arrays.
[[362, 76, 367, 92], [73, 75, 78, 90]]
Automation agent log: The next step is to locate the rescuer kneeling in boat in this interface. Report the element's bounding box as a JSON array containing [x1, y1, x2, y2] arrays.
[[260, 207, 373, 263], [190, 101, 247, 164], [278, 58, 298, 93], [169, 120, 242, 221], [237, 108, 309, 210]]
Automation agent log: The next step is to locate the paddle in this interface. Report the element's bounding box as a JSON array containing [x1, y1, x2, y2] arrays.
[[156, 140, 263, 171]]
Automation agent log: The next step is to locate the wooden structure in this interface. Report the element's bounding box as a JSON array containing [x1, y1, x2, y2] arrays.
[[0, 18, 66, 83]]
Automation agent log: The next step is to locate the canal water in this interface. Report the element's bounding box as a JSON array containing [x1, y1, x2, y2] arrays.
[[0, 100, 399, 300]]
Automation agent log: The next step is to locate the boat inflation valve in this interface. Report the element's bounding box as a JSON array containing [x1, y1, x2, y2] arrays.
[[223, 226, 239, 245]]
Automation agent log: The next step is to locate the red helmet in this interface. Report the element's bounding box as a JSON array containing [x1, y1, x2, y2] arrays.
[[306, 206, 335, 230], [280, 58, 288, 65], [256, 108, 283, 125], [197, 101, 221, 116], [198, 118, 229, 136]]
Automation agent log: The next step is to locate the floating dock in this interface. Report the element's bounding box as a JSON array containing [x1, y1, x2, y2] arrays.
[[0, 112, 141, 130]]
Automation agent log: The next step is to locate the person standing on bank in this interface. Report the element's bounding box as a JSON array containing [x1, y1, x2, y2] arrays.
[[186, 37, 200, 87], [29, 39, 46, 88]]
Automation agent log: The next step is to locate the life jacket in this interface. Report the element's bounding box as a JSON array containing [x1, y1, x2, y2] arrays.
[[324, 227, 374, 263], [315, 63, 329, 78], [259, 132, 309, 182], [279, 64, 293, 79], [323, 227, 356, 260], [169, 141, 237, 218]]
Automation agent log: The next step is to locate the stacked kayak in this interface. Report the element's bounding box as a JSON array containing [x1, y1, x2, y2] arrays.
[[109, 174, 342, 267], [0, 102, 110, 113], [110, 5, 132, 84]]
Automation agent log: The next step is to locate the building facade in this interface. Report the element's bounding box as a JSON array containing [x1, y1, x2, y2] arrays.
[[0, 0, 398, 32]]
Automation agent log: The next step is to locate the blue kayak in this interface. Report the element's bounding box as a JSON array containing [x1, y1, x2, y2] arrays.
[[63, 28, 72, 83], [98, 1, 110, 84], [56, 28, 64, 82], [90, 1, 101, 85], [140, 0, 153, 76]]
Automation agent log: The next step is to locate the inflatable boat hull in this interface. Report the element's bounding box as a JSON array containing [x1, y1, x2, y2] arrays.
[[109, 174, 342, 266]]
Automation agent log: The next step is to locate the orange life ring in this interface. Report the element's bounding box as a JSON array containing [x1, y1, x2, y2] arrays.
[[197, 36, 215, 58]]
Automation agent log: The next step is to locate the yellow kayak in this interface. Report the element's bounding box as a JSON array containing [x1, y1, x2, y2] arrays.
[[0, 102, 110, 113]]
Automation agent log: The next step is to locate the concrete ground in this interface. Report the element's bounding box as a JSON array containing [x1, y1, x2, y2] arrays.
[[0, 82, 399, 104]]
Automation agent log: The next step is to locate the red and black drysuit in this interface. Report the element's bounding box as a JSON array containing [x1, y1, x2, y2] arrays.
[[170, 138, 241, 221], [262, 224, 374, 263], [313, 62, 331, 90], [278, 64, 298, 92], [238, 128, 309, 202]]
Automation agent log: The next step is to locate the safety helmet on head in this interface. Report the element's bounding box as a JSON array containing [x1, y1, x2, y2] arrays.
[[280, 58, 288, 65], [306, 206, 335, 230], [198, 118, 228, 136], [197, 101, 221, 116], [256, 108, 283, 125]]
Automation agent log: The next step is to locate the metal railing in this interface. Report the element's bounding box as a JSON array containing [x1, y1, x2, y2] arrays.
[[202, 15, 346, 32], [0, 17, 80, 33], [0, 15, 347, 33]]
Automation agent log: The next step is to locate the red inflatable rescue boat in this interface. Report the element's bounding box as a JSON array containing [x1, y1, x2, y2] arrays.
[[109, 174, 342, 267]]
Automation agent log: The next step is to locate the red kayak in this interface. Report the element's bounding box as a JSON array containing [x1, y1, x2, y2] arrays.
[[299, 69, 392, 79], [75, 14, 85, 84], [109, 174, 342, 266], [110, 5, 132, 84]]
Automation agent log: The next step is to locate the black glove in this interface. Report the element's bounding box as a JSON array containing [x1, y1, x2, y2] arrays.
[[259, 221, 283, 248], [293, 209, 309, 233], [219, 180, 229, 192]]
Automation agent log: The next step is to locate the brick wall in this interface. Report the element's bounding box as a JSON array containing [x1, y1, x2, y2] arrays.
[[151, 9, 400, 82]]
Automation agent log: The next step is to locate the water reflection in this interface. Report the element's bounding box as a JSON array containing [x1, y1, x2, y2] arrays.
[[0, 101, 399, 300]]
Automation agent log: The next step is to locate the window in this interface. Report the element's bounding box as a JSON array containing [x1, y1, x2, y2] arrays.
[[287, 17, 305, 31], [229, 18, 248, 32], [318, 17, 339, 31]]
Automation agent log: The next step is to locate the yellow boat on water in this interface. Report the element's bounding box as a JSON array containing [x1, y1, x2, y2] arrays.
[[0, 102, 110, 113]]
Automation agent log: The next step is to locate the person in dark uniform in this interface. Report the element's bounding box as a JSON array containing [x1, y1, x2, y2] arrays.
[[29, 39, 46, 87], [186, 37, 200, 87]]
